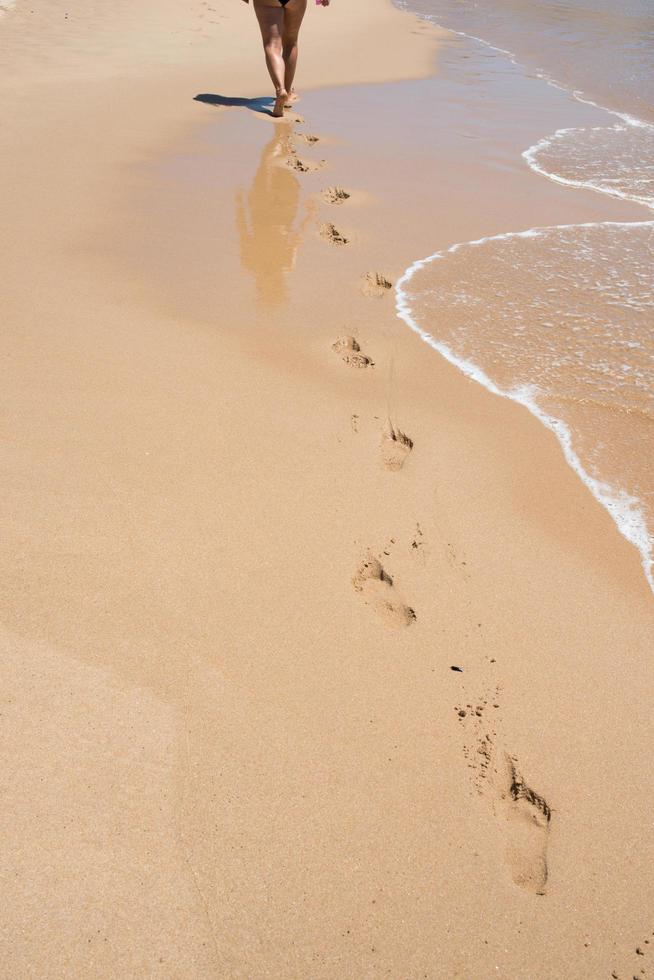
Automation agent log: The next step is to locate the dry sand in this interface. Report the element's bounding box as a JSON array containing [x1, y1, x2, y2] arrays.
[[1, 1, 653, 977]]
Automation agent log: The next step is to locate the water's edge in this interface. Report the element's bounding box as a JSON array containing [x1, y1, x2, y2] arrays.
[[393, 3, 654, 593]]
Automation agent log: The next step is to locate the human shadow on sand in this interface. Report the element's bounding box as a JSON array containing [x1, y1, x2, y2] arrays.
[[194, 94, 275, 115]]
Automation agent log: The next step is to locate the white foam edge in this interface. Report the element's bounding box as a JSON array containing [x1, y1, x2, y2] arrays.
[[523, 125, 654, 211], [395, 0, 654, 210], [395, 0, 654, 133], [395, 221, 654, 594]]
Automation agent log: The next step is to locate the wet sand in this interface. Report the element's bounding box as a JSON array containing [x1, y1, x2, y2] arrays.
[[1, 1, 653, 977]]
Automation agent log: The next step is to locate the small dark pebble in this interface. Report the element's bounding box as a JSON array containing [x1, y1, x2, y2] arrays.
[[458, 709, 466, 718], [636, 947, 644, 955], [451, 665, 463, 672]]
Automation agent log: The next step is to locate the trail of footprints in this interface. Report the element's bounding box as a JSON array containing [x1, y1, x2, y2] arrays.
[[285, 125, 417, 638], [286, 113, 558, 908], [280, 124, 415, 624]]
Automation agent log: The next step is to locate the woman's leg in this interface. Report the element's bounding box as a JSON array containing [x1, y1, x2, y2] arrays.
[[281, 0, 307, 100], [253, 0, 287, 116]]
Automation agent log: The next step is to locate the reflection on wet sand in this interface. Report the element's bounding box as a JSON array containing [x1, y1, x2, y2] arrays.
[[236, 132, 310, 306]]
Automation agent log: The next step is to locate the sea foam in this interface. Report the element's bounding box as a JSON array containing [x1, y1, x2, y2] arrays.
[[393, 6, 654, 592], [396, 222, 654, 592]]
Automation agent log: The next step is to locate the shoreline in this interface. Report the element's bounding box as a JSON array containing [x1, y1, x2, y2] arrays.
[[391, 0, 654, 595], [1, 1, 653, 977], [396, 219, 654, 594]]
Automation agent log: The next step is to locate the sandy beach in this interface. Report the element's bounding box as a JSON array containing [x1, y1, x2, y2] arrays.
[[2, 0, 653, 977]]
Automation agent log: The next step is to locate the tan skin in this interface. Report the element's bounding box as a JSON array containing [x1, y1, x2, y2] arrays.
[[242, 0, 330, 117]]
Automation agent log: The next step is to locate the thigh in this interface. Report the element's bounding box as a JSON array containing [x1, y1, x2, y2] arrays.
[[282, 0, 307, 42], [253, 0, 284, 44]]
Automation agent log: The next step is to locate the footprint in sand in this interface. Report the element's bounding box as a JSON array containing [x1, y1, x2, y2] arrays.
[[287, 153, 311, 173], [322, 186, 351, 205], [286, 148, 322, 173], [454, 686, 501, 795], [360, 271, 393, 297], [611, 932, 654, 979], [353, 555, 416, 628], [298, 133, 320, 144], [381, 421, 413, 471], [332, 336, 374, 369], [499, 755, 551, 896], [320, 222, 349, 246]]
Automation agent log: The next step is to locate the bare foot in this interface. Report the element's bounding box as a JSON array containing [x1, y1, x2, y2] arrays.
[[272, 90, 288, 118], [285, 90, 300, 107]]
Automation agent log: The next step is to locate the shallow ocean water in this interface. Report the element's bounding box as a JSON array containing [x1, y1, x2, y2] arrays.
[[396, 0, 654, 123], [394, 0, 654, 588]]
